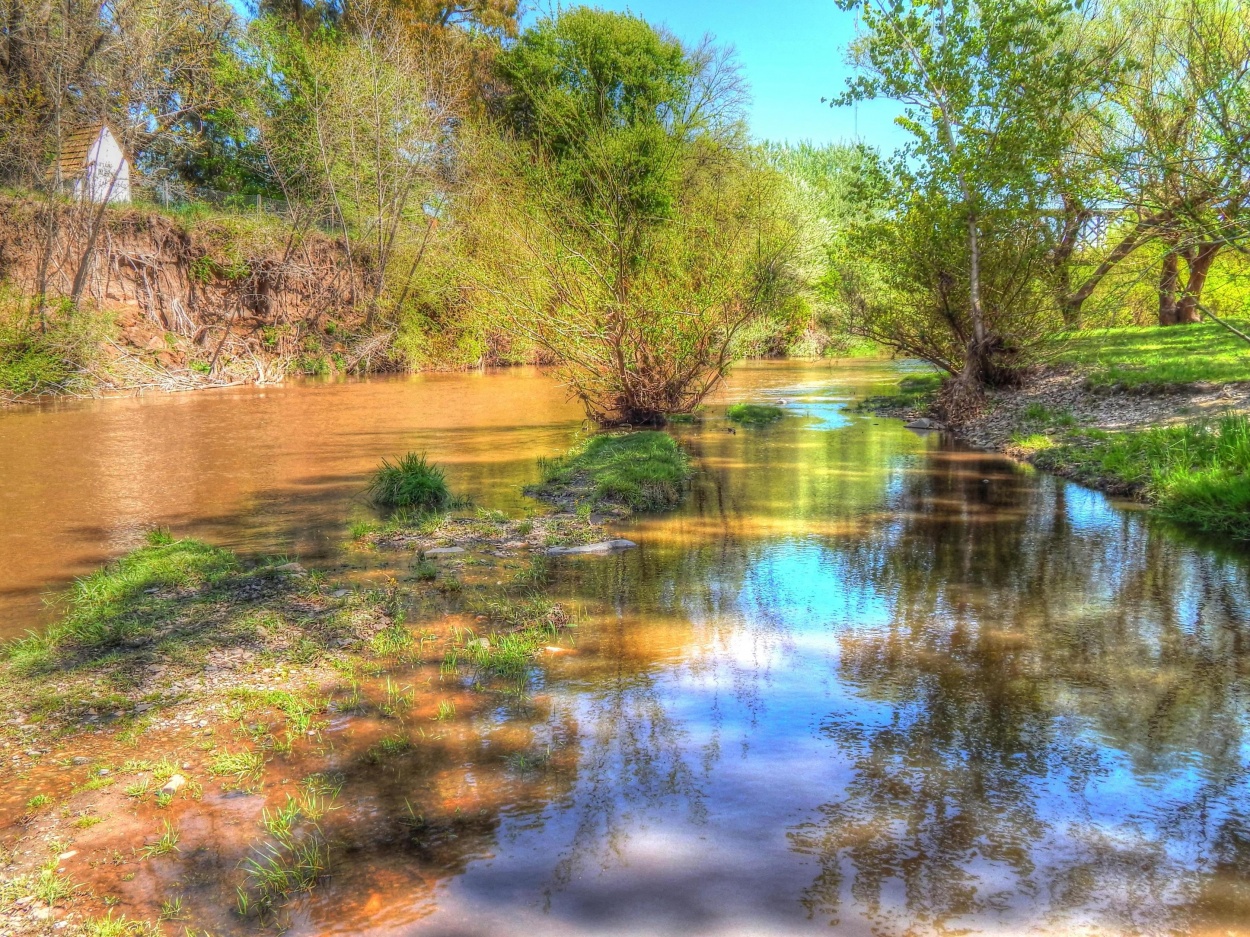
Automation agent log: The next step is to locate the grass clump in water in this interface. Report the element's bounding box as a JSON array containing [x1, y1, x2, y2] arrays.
[[727, 403, 784, 425], [534, 431, 690, 512], [5, 531, 237, 674], [367, 453, 451, 511], [1036, 413, 1250, 540]]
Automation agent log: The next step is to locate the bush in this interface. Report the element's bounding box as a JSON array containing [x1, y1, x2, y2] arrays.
[[367, 453, 451, 511], [727, 403, 784, 425]]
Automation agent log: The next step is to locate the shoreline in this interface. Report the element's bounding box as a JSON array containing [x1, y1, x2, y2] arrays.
[[863, 366, 1250, 536]]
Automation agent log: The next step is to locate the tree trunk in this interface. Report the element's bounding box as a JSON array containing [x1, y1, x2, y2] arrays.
[[1158, 251, 1180, 326], [1177, 243, 1219, 325]]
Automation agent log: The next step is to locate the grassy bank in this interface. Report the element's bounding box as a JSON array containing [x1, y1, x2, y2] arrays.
[[0, 527, 574, 933], [866, 323, 1250, 543], [1028, 414, 1250, 540], [1049, 319, 1250, 389], [531, 432, 692, 513]]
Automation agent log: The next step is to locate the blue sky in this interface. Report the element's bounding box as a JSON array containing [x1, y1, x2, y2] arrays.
[[577, 1, 906, 149]]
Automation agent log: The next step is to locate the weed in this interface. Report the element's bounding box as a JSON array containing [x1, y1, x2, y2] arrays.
[[141, 819, 180, 858], [366, 735, 413, 761], [434, 700, 456, 722], [26, 793, 50, 809], [209, 749, 265, 787], [125, 778, 151, 800], [73, 814, 104, 830], [380, 678, 414, 718], [238, 791, 334, 917], [368, 453, 452, 511], [158, 897, 186, 921], [411, 559, 438, 581]]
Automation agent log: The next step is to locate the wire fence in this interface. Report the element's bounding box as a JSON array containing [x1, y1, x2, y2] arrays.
[[138, 179, 293, 218]]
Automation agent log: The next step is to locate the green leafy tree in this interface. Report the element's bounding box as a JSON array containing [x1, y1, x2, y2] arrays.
[[472, 8, 799, 425], [834, 0, 1111, 409]]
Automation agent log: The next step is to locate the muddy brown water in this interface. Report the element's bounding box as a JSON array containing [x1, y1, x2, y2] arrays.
[[2, 360, 1249, 936]]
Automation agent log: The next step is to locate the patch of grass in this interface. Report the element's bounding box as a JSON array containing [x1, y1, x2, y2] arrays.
[[140, 819, 180, 858], [1048, 320, 1250, 388], [33, 859, 75, 905], [80, 912, 160, 937], [365, 734, 413, 760], [1036, 413, 1250, 540], [726, 403, 784, 425], [238, 792, 333, 918], [367, 453, 452, 511], [433, 700, 455, 722], [5, 533, 238, 674], [1020, 403, 1077, 428], [26, 793, 51, 809], [1009, 433, 1057, 455], [209, 749, 265, 787], [534, 432, 691, 512], [411, 559, 438, 581]]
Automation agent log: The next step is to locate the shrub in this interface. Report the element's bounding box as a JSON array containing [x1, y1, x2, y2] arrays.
[[367, 453, 451, 511]]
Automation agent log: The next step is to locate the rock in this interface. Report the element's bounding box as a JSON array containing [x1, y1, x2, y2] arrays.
[[502, 541, 527, 550], [424, 547, 465, 556], [56, 851, 76, 861], [474, 638, 491, 650], [905, 417, 945, 430], [331, 589, 350, 598], [160, 774, 186, 796], [72, 757, 89, 766], [274, 562, 306, 575], [546, 539, 638, 556]]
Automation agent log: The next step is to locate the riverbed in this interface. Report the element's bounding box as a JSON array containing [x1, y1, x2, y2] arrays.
[[2, 360, 1248, 936]]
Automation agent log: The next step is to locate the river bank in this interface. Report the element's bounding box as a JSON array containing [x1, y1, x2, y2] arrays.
[[863, 323, 1250, 541]]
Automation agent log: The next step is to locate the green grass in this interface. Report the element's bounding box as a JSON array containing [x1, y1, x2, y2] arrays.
[[726, 403, 784, 425], [4, 532, 237, 674], [237, 791, 333, 917], [1036, 413, 1250, 540], [367, 453, 452, 511], [535, 432, 691, 512], [1047, 321, 1250, 388]]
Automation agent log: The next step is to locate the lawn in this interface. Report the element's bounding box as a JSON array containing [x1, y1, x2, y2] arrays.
[[1046, 320, 1250, 388]]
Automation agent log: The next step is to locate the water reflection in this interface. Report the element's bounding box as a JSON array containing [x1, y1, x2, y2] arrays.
[[3, 361, 1248, 935]]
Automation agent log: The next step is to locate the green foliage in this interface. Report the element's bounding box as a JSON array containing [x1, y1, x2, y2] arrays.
[[367, 453, 452, 511], [479, 8, 800, 423], [727, 403, 784, 425], [1037, 414, 1250, 540], [0, 292, 108, 398], [1047, 321, 1250, 388], [537, 432, 691, 511], [5, 535, 237, 673]]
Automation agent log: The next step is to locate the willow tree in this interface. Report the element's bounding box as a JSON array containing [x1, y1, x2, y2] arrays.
[[472, 8, 799, 426], [834, 0, 1111, 412]]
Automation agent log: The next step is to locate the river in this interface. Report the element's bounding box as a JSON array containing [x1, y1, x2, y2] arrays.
[[1, 360, 1248, 936]]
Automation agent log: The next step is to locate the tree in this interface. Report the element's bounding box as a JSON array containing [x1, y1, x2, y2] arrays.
[[834, 0, 1112, 411], [472, 9, 799, 425]]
